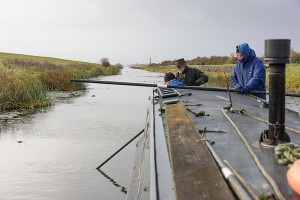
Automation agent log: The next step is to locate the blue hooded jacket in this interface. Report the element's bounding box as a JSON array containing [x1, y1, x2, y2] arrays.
[[231, 44, 266, 99]]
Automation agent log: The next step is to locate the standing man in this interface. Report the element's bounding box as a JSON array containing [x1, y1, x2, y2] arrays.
[[231, 43, 266, 99], [175, 58, 208, 86]]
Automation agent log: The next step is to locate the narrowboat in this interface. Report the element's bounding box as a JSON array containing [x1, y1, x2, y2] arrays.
[[73, 39, 300, 200]]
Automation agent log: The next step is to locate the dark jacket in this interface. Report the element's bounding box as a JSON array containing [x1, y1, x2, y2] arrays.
[[175, 66, 208, 86], [231, 49, 266, 99]]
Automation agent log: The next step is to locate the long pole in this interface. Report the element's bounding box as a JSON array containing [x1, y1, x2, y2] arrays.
[[204, 140, 252, 200], [71, 79, 300, 97], [96, 129, 144, 169], [223, 160, 259, 200]]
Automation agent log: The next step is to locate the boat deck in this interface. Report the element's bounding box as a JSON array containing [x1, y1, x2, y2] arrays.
[[165, 103, 234, 199], [156, 89, 300, 199]]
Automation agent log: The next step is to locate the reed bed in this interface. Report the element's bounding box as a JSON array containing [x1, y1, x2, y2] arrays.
[[285, 64, 300, 93], [0, 53, 120, 110]]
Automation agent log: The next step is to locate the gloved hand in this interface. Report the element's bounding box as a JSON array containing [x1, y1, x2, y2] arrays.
[[239, 87, 250, 94]]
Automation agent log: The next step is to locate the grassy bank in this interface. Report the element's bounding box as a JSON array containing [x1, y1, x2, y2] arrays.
[[0, 52, 121, 110], [133, 64, 300, 93]]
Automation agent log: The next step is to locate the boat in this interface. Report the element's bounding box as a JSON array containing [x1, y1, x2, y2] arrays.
[[126, 87, 300, 200], [72, 39, 300, 200]]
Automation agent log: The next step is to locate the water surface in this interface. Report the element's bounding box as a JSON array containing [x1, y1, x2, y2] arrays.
[[0, 67, 163, 200], [0, 67, 299, 200]]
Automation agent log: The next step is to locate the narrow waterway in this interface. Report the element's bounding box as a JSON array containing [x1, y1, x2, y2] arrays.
[[0, 67, 163, 200], [0, 67, 299, 200]]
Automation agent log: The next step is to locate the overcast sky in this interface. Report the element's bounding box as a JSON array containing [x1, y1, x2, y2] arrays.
[[1, 0, 299, 65]]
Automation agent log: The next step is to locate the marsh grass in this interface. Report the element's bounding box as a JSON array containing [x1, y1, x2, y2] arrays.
[[0, 52, 120, 110], [134, 64, 300, 92], [285, 64, 300, 93], [0, 70, 50, 109]]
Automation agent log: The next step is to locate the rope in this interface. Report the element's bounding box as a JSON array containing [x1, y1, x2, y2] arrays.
[[274, 144, 300, 165], [222, 108, 286, 200], [237, 109, 300, 135], [186, 108, 206, 117]]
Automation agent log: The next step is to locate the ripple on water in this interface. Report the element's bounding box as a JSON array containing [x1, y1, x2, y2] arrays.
[[21, 160, 82, 175]]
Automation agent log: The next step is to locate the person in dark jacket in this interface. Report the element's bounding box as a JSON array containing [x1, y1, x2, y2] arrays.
[[164, 72, 184, 86], [175, 58, 208, 86], [231, 43, 266, 99]]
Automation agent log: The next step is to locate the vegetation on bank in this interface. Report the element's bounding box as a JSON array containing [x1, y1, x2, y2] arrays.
[[133, 64, 300, 93], [135, 48, 300, 93], [149, 48, 300, 66], [0, 52, 121, 110]]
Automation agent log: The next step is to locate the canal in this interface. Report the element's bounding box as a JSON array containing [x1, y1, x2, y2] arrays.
[[0, 67, 162, 200], [0, 67, 299, 200]]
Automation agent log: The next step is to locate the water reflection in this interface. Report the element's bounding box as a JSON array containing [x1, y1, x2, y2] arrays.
[[0, 67, 299, 200], [97, 169, 127, 194], [0, 67, 163, 200], [21, 160, 82, 175]]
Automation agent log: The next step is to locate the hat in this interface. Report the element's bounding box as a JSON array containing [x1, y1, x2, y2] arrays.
[[164, 72, 176, 82], [236, 43, 250, 58], [175, 58, 186, 66]]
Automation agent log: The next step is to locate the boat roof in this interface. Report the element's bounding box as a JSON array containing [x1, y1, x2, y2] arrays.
[[127, 87, 300, 200], [155, 88, 300, 199]]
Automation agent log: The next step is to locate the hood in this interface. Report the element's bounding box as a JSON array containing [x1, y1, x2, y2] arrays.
[[237, 43, 250, 59], [237, 43, 256, 63]]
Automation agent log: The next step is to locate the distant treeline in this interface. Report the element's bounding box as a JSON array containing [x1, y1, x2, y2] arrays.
[[150, 48, 300, 66], [160, 55, 236, 66]]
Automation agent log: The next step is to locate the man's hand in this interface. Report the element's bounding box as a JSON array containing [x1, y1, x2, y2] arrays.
[[195, 75, 208, 86], [238, 87, 250, 94]]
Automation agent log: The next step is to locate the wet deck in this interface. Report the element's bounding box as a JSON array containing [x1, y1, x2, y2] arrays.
[[157, 89, 300, 199], [166, 103, 234, 199]]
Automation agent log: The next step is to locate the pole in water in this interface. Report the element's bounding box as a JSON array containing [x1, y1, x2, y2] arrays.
[[96, 129, 144, 169]]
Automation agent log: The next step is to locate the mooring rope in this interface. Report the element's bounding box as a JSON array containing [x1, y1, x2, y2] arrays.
[[237, 109, 300, 135], [222, 108, 285, 200], [274, 144, 300, 165]]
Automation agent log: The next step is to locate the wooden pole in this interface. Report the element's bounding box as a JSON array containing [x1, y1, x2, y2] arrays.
[[96, 129, 144, 169], [70, 79, 300, 97]]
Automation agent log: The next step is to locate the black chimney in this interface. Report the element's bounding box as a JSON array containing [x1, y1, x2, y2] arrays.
[[261, 39, 291, 147]]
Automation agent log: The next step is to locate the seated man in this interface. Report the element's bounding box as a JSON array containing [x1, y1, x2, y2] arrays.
[[164, 72, 184, 86], [175, 58, 208, 86]]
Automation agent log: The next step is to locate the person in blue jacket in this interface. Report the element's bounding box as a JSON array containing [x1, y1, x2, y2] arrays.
[[231, 43, 266, 99], [164, 72, 184, 86]]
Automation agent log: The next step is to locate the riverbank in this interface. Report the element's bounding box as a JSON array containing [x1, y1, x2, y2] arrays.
[[0, 67, 159, 200], [133, 64, 300, 93], [0, 52, 121, 110]]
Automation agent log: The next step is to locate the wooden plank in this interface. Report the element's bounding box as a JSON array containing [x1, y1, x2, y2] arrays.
[[166, 103, 234, 200]]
